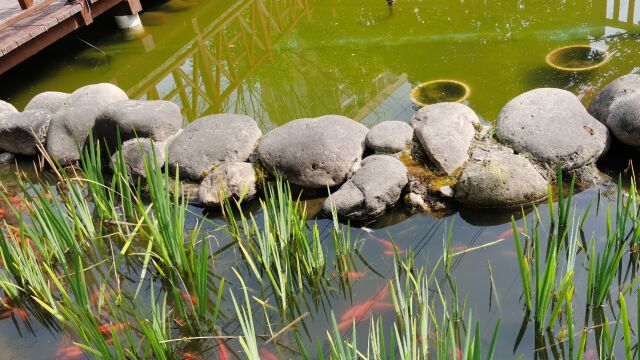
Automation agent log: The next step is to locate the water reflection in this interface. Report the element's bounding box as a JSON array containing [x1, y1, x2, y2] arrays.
[[116, 0, 640, 127]]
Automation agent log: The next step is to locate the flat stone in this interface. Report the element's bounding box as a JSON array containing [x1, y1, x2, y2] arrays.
[[0, 100, 17, 114], [168, 113, 262, 181], [94, 100, 182, 151], [605, 92, 640, 146], [322, 155, 408, 219], [455, 141, 548, 208], [365, 121, 413, 154], [496, 88, 609, 170], [0, 110, 51, 155], [110, 138, 167, 178], [588, 74, 640, 124], [24, 91, 69, 113], [412, 102, 479, 175], [258, 115, 368, 188], [198, 162, 258, 207]]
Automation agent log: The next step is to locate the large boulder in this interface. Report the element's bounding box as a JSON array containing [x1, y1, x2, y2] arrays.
[[198, 162, 258, 207], [62, 83, 128, 109], [455, 141, 548, 208], [45, 83, 128, 165], [0, 110, 51, 155], [322, 155, 408, 219], [0, 100, 17, 114], [588, 74, 640, 124], [605, 92, 640, 146], [365, 121, 413, 154], [110, 138, 167, 178], [24, 91, 69, 113], [94, 100, 182, 151], [258, 115, 368, 188], [412, 103, 479, 175], [496, 88, 609, 170], [168, 114, 262, 181]]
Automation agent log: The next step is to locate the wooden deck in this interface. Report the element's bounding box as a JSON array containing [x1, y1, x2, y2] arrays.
[[0, 0, 141, 75]]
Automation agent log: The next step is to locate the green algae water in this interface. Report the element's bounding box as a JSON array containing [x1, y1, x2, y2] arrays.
[[2, 0, 640, 125], [0, 0, 639, 359]]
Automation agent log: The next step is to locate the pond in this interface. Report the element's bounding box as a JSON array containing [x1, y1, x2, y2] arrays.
[[0, 0, 639, 359]]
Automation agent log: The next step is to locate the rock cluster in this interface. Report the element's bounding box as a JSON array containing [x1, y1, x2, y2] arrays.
[[1, 76, 635, 219]]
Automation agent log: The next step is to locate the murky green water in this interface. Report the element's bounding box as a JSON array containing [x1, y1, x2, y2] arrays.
[[0, 0, 640, 358]]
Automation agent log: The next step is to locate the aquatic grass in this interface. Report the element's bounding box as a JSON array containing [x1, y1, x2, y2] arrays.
[[618, 292, 633, 360], [230, 269, 260, 360], [221, 177, 345, 315], [512, 211, 578, 331], [586, 214, 626, 307]]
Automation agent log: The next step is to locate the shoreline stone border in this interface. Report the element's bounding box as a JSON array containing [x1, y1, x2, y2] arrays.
[[0, 74, 638, 219]]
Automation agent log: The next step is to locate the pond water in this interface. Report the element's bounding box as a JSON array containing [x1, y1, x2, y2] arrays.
[[0, 0, 639, 359]]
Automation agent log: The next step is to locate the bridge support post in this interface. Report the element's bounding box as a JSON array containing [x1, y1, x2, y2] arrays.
[[113, 0, 143, 30]]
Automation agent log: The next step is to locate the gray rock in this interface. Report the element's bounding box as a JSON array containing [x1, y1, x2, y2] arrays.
[[94, 100, 182, 151], [45, 84, 128, 165], [412, 103, 479, 175], [455, 141, 548, 208], [322, 155, 408, 219], [496, 88, 609, 170], [0, 152, 15, 164], [605, 92, 640, 146], [0, 100, 17, 114], [258, 115, 368, 188], [198, 162, 258, 207], [168, 113, 262, 181], [0, 110, 51, 155], [110, 138, 166, 178], [45, 106, 103, 165], [62, 83, 128, 109], [588, 74, 640, 124], [365, 121, 413, 154], [24, 91, 69, 113], [569, 164, 607, 188]]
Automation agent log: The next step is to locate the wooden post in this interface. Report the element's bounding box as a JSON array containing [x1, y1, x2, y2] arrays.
[[17, 0, 34, 10]]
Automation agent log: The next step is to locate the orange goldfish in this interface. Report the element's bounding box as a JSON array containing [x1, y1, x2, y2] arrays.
[[340, 271, 366, 280], [56, 345, 84, 359], [259, 348, 279, 360], [98, 322, 127, 335]]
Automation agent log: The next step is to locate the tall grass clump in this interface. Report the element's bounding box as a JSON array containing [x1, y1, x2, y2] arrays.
[[512, 212, 578, 331], [222, 177, 349, 315]]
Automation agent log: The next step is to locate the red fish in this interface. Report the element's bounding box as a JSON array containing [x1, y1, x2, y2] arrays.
[[340, 271, 366, 280], [7, 196, 21, 205], [259, 348, 279, 360], [98, 322, 127, 335], [339, 300, 394, 330], [496, 227, 523, 239], [217, 339, 230, 360], [90, 289, 106, 305], [375, 238, 405, 256], [0, 208, 5, 219], [182, 352, 203, 360], [56, 345, 84, 359], [0, 307, 28, 321], [10, 229, 31, 246], [179, 291, 198, 304], [15, 308, 28, 320]]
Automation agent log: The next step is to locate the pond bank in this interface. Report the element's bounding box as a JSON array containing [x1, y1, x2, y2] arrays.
[[0, 74, 639, 219]]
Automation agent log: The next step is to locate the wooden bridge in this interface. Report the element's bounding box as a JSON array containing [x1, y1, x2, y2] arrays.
[[0, 0, 141, 75]]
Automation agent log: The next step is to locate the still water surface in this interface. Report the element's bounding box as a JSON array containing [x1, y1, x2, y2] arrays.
[[0, 0, 639, 358]]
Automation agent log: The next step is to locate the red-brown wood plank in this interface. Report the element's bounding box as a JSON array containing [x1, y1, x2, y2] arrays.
[[0, 0, 139, 74]]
